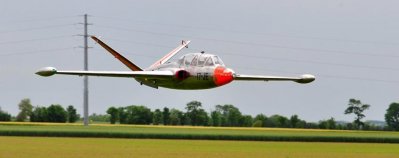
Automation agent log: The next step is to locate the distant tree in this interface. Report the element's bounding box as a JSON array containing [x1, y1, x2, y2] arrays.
[[153, 109, 162, 125], [207, 115, 213, 126], [185, 101, 203, 126], [266, 115, 289, 128], [336, 124, 345, 130], [289, 115, 307, 128], [361, 122, 383, 131], [47, 104, 67, 123], [66, 105, 78, 123], [344, 98, 370, 129], [319, 117, 336, 129], [385, 102, 399, 131], [16, 98, 33, 121], [239, 115, 253, 127], [89, 113, 110, 122], [30, 106, 48, 122], [169, 109, 184, 125], [125, 105, 152, 124], [290, 115, 300, 128], [252, 120, 263, 127], [106, 107, 119, 124], [162, 107, 170, 125], [295, 120, 307, 128], [196, 109, 209, 126], [305, 122, 319, 129], [253, 114, 267, 127], [326, 117, 336, 129], [210, 110, 222, 126], [0, 107, 11, 121], [345, 123, 354, 130], [215, 105, 242, 126], [183, 113, 191, 125], [118, 107, 127, 124]]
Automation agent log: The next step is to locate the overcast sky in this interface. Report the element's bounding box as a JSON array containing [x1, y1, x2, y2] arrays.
[[1, 0, 398, 122]]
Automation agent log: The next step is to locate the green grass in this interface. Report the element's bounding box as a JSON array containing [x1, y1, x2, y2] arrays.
[[1, 136, 399, 158], [0, 122, 399, 143]]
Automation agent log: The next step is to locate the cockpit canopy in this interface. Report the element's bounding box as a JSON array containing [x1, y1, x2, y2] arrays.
[[177, 53, 225, 67]]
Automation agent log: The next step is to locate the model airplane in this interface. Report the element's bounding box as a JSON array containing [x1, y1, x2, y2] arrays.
[[36, 36, 315, 90]]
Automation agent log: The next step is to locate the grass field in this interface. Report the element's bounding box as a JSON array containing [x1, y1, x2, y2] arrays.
[[1, 122, 399, 143], [1, 136, 399, 158]]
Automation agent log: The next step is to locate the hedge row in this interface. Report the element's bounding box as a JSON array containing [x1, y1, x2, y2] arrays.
[[0, 130, 399, 143]]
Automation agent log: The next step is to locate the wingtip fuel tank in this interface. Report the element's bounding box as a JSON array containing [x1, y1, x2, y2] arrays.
[[35, 67, 57, 77], [296, 74, 316, 84]]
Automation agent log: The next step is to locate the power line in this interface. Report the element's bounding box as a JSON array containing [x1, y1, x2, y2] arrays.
[[197, 39, 399, 58], [94, 25, 399, 58], [3, 15, 78, 24], [104, 38, 178, 49], [91, 49, 158, 59], [318, 74, 399, 84], [100, 37, 399, 72], [86, 37, 399, 84], [233, 67, 399, 84], [93, 16, 399, 46], [0, 24, 74, 34], [0, 47, 75, 57], [90, 16, 399, 84], [215, 51, 399, 72], [0, 35, 73, 45], [92, 45, 399, 84]]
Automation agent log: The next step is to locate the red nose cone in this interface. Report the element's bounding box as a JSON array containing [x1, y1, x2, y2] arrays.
[[213, 66, 233, 86]]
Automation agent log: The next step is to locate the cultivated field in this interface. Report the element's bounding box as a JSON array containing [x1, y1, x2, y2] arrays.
[[1, 122, 399, 143], [1, 136, 399, 158]]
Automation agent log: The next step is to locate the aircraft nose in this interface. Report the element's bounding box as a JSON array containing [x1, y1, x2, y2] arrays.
[[213, 66, 234, 86]]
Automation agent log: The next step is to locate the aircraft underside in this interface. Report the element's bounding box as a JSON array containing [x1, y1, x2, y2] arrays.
[[137, 76, 219, 90]]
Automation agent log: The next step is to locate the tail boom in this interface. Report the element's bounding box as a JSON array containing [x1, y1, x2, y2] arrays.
[[91, 36, 142, 71], [149, 40, 190, 69]]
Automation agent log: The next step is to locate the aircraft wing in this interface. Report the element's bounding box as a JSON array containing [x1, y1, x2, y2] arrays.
[[36, 67, 173, 79], [234, 74, 315, 84]]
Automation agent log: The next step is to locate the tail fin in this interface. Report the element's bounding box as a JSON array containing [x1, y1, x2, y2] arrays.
[[91, 36, 143, 71], [149, 40, 190, 69]]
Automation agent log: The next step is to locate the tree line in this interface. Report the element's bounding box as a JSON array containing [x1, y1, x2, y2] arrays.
[[103, 99, 399, 131], [0, 107, 11, 121], [1, 98, 399, 131], [0, 98, 79, 123]]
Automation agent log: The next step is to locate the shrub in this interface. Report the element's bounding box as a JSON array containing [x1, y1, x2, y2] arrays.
[[0, 109, 11, 121]]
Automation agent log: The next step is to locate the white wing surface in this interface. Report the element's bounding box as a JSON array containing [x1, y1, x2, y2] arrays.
[[36, 67, 173, 79], [234, 74, 315, 84]]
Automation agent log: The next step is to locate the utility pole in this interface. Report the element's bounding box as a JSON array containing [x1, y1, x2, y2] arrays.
[[82, 14, 91, 126]]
